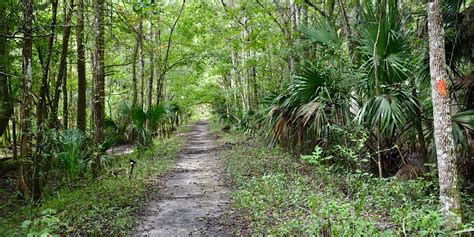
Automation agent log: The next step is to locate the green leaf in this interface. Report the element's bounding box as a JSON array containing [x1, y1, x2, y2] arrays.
[[452, 109, 474, 130], [21, 220, 32, 229]]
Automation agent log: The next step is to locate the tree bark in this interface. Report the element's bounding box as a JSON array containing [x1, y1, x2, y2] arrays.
[[155, 29, 162, 106], [338, 0, 355, 55], [147, 22, 154, 111], [33, 0, 59, 201], [77, 0, 87, 132], [37, 0, 58, 130], [93, 0, 105, 176], [132, 40, 138, 108], [0, 3, 13, 137], [427, 0, 462, 229], [19, 0, 34, 198], [50, 0, 74, 128], [139, 11, 145, 109], [156, 0, 185, 106], [411, 86, 428, 163], [62, 60, 69, 129]]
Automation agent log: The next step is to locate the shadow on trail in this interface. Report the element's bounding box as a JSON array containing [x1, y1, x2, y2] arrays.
[[133, 120, 231, 237]]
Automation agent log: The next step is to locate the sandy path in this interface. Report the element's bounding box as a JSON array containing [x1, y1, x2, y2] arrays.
[[133, 121, 231, 237]]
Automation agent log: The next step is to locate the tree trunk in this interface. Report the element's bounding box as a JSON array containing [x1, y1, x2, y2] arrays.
[[77, 0, 86, 132], [62, 60, 69, 129], [33, 0, 59, 201], [139, 11, 145, 109], [37, 0, 58, 131], [427, 0, 462, 229], [147, 23, 154, 111], [155, 29, 163, 106], [0, 2, 13, 137], [132, 40, 138, 108], [411, 86, 428, 163], [50, 0, 74, 128], [338, 0, 355, 56], [374, 7, 383, 178], [93, 0, 105, 177], [19, 0, 34, 198]]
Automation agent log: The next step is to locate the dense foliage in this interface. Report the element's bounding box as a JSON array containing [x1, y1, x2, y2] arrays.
[[216, 125, 474, 235], [0, 0, 473, 234]]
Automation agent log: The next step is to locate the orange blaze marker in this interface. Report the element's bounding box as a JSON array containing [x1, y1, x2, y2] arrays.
[[437, 79, 447, 97]]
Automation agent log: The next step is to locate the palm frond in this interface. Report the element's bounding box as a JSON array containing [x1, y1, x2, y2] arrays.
[[301, 19, 341, 50]]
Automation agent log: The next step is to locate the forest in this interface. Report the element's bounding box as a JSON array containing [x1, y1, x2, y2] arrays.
[[0, 0, 473, 235]]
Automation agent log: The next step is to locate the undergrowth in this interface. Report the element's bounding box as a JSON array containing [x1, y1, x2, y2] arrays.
[[214, 122, 474, 235], [0, 132, 186, 236]]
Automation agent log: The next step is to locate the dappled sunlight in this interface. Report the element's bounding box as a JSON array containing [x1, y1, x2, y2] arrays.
[[0, 0, 473, 235]]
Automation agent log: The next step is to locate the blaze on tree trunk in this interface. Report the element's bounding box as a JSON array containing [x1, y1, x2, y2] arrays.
[[427, 0, 462, 229], [19, 0, 34, 198], [93, 0, 105, 177], [77, 0, 87, 132]]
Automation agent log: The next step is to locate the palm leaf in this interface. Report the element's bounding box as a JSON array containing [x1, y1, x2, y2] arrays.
[[452, 109, 474, 130], [301, 19, 341, 49]]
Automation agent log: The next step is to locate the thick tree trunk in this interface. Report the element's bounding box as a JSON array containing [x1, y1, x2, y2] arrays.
[[0, 3, 13, 137], [427, 0, 462, 229], [19, 0, 34, 198], [93, 0, 105, 176], [77, 0, 86, 132], [50, 0, 74, 128]]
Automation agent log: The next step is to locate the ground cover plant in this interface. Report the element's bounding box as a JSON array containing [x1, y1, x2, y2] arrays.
[[0, 134, 185, 236], [1, 0, 473, 234], [214, 121, 474, 235]]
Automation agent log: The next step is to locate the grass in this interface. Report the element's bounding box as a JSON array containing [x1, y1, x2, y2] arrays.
[[0, 132, 186, 236], [213, 121, 474, 236]]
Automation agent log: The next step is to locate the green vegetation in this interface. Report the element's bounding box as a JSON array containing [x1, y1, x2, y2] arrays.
[[0, 0, 473, 234], [215, 122, 474, 235], [0, 135, 185, 236]]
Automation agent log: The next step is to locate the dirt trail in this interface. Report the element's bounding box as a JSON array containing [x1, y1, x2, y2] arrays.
[[133, 121, 231, 237]]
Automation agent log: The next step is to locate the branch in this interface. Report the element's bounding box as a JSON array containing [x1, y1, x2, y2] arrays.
[[114, 5, 138, 38], [256, 0, 288, 39], [220, 0, 245, 27], [304, 0, 328, 18], [104, 61, 132, 68], [163, 57, 189, 74], [162, 0, 186, 75], [0, 32, 53, 39]]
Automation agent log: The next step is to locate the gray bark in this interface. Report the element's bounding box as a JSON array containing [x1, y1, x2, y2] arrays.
[[427, 0, 462, 229], [93, 0, 105, 176]]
